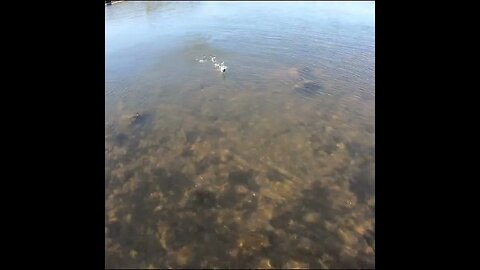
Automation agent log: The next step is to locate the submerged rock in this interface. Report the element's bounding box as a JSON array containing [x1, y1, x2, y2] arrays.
[[303, 212, 321, 223], [175, 246, 192, 266], [235, 185, 249, 194], [257, 258, 273, 269], [129, 249, 138, 259], [337, 228, 358, 246], [237, 232, 270, 253], [285, 259, 309, 269]]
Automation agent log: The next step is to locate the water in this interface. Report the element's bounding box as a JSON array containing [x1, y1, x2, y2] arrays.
[[105, 1, 375, 268]]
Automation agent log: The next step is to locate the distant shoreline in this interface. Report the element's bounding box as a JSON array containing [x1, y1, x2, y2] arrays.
[[105, 1, 123, 6]]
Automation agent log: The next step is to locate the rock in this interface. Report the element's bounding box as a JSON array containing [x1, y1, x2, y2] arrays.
[[125, 213, 132, 223], [257, 258, 273, 269], [107, 211, 118, 223], [235, 185, 249, 194], [337, 228, 358, 246], [228, 248, 239, 258], [129, 249, 138, 259], [324, 221, 336, 232], [175, 246, 192, 266], [340, 245, 358, 258], [220, 149, 233, 162], [237, 232, 270, 252], [157, 223, 169, 250], [285, 259, 309, 269], [303, 212, 321, 223], [355, 225, 366, 235], [298, 237, 313, 251]]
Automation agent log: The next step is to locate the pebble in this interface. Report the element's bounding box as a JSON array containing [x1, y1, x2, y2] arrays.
[[175, 246, 192, 266], [337, 228, 358, 245], [303, 212, 321, 223], [125, 213, 132, 223], [235, 185, 249, 194], [257, 258, 273, 269], [228, 248, 239, 257], [129, 249, 138, 259], [285, 259, 309, 269]]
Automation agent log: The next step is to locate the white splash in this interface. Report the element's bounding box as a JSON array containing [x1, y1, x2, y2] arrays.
[[196, 55, 228, 73], [219, 61, 227, 72]]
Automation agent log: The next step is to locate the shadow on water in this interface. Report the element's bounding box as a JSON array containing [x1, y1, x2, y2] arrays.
[[129, 112, 152, 130]]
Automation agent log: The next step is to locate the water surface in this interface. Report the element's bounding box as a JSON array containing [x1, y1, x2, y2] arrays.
[[106, 1, 375, 269]]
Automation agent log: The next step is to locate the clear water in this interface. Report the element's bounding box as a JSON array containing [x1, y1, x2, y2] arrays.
[[106, 1, 375, 268]]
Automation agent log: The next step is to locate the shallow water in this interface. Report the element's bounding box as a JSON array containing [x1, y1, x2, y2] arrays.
[[105, 1, 375, 269]]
